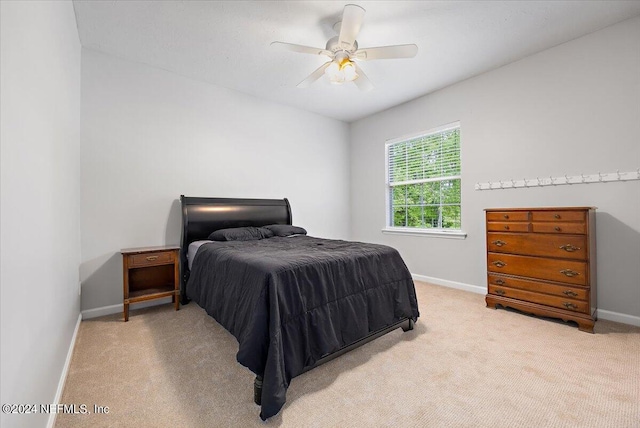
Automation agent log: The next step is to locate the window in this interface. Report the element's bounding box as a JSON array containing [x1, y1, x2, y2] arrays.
[[385, 123, 461, 233]]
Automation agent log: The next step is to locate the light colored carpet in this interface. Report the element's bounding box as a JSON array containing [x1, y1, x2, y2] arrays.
[[57, 282, 639, 427]]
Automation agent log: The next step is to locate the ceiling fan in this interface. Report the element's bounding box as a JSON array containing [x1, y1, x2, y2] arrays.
[[271, 4, 418, 91]]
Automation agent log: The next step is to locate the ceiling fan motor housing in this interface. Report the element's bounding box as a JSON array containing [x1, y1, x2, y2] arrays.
[[326, 36, 358, 54]]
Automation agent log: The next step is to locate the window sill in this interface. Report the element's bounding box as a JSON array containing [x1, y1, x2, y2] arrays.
[[381, 227, 467, 239]]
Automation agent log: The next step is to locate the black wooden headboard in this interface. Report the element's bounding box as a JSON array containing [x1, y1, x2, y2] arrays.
[[179, 195, 292, 303]]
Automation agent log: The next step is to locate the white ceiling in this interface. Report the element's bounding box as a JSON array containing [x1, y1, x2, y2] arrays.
[[73, 1, 640, 123]]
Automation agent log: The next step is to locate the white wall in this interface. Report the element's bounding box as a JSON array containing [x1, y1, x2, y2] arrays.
[[0, 2, 81, 427], [80, 49, 350, 311], [350, 17, 640, 321]]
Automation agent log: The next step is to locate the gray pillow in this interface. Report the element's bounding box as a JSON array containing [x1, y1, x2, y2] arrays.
[[263, 224, 307, 237], [208, 226, 274, 241]]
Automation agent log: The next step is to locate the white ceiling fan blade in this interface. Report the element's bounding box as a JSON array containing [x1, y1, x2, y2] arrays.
[[297, 61, 332, 88], [271, 42, 333, 58], [352, 63, 373, 91], [354, 44, 418, 61], [338, 4, 365, 50]]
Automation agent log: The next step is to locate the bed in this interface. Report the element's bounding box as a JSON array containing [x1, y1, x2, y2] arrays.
[[180, 196, 419, 420]]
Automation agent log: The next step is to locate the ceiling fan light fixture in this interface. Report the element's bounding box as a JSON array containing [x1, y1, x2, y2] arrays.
[[342, 62, 358, 82], [325, 58, 358, 84], [325, 60, 343, 84], [325, 61, 340, 76]]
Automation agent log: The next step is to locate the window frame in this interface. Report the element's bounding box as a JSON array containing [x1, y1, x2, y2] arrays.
[[383, 121, 466, 239]]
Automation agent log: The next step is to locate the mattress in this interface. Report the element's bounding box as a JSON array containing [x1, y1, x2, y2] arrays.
[[187, 240, 212, 270]]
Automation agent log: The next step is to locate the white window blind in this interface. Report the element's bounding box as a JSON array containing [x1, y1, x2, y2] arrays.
[[386, 124, 461, 230]]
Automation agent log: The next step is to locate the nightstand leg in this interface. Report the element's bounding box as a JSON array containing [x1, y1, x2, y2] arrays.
[[174, 293, 179, 311], [124, 302, 129, 322]]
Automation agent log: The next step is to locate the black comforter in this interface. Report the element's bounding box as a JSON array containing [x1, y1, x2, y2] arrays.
[[186, 236, 419, 419]]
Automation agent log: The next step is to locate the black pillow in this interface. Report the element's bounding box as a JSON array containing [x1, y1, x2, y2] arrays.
[[263, 224, 307, 237], [208, 226, 274, 241]]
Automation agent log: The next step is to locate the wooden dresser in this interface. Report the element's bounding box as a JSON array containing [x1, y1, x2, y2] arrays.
[[485, 207, 596, 332]]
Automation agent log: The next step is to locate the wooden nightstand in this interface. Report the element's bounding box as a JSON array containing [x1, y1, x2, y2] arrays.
[[121, 245, 180, 322]]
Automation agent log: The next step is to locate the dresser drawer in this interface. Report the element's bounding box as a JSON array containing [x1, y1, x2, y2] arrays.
[[486, 211, 529, 222], [487, 233, 587, 260], [487, 252, 587, 285], [532, 222, 586, 234], [488, 285, 589, 313], [488, 274, 588, 300], [128, 250, 175, 267], [531, 211, 585, 223], [487, 222, 530, 233]]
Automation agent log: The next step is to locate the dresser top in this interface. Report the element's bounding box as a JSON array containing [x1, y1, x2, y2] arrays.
[[484, 207, 596, 212]]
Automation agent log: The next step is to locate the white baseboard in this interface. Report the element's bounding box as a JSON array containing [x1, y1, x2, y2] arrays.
[[597, 309, 640, 327], [81, 297, 173, 320], [412, 273, 640, 327], [47, 313, 82, 428], [81, 303, 122, 319], [411, 273, 485, 295]]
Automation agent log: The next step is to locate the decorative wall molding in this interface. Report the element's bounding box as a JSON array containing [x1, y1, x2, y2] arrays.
[[475, 169, 640, 191]]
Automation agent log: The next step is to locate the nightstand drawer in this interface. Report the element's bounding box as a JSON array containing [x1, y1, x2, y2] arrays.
[[128, 250, 175, 267]]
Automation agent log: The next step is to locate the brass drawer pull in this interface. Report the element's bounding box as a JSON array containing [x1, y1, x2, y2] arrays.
[[495, 279, 506, 285], [559, 244, 580, 252], [503, 214, 509, 219], [554, 214, 561, 219], [560, 269, 579, 277], [504, 225, 510, 230], [495, 289, 506, 295], [563, 302, 578, 310], [492, 240, 506, 247], [492, 260, 507, 268], [563, 290, 579, 297], [554, 226, 561, 231], [146, 256, 159, 261]]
